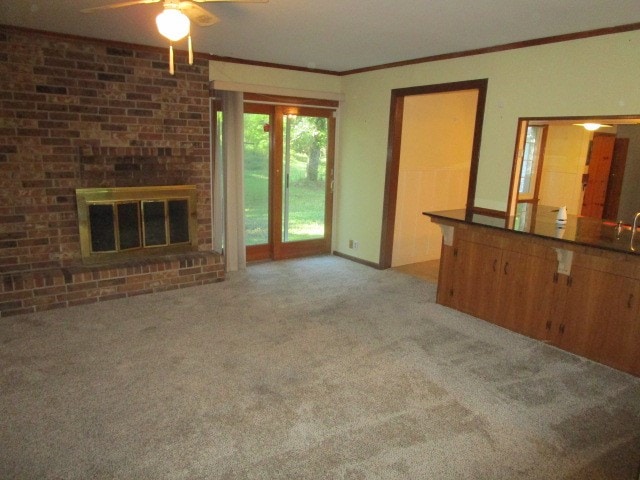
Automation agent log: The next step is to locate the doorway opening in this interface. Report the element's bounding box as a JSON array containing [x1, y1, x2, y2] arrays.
[[379, 79, 488, 271]]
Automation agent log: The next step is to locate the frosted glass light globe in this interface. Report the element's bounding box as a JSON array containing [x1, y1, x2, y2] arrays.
[[156, 8, 190, 42]]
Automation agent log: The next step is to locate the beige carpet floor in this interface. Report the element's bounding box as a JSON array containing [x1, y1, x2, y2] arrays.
[[1, 255, 639, 479]]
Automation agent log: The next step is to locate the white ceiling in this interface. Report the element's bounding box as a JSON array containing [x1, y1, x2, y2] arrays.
[[2, 0, 640, 73]]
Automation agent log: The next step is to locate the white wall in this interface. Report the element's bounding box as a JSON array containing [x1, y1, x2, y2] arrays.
[[391, 90, 477, 267], [337, 30, 640, 264]]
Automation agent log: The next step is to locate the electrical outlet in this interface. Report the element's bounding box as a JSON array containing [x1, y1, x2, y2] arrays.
[[352, 240, 359, 250], [348, 239, 354, 249]]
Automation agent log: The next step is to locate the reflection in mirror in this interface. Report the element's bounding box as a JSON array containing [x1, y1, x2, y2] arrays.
[[510, 116, 640, 225]]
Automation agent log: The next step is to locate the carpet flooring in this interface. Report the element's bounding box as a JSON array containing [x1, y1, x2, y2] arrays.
[[1, 255, 639, 479]]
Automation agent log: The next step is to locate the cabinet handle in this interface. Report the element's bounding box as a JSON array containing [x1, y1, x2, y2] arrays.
[[567, 276, 573, 287], [627, 293, 634, 309], [453, 247, 458, 257], [545, 320, 552, 331], [449, 288, 454, 297], [559, 324, 565, 334], [503, 261, 509, 275], [493, 259, 497, 272], [553, 272, 558, 283]]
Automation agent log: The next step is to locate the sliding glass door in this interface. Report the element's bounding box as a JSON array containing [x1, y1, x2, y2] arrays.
[[244, 103, 335, 261]]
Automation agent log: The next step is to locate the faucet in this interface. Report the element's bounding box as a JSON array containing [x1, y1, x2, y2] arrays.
[[631, 212, 640, 251]]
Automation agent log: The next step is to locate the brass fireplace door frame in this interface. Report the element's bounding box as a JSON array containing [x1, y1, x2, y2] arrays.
[[76, 185, 198, 264]]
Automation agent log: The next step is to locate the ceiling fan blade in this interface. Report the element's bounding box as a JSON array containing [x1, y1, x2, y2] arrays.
[[179, 2, 220, 26], [81, 0, 162, 13]]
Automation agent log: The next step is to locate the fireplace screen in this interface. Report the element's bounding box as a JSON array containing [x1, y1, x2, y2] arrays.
[[77, 186, 197, 263]]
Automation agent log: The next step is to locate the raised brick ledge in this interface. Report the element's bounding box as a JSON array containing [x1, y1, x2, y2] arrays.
[[0, 252, 225, 318]]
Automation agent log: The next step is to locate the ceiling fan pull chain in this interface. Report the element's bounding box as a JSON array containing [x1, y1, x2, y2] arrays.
[[169, 43, 175, 75], [188, 34, 193, 65]]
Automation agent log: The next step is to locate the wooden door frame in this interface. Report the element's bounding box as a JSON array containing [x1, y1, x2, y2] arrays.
[[378, 79, 488, 269]]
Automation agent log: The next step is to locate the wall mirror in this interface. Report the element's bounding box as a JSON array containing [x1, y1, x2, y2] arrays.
[[509, 115, 640, 225]]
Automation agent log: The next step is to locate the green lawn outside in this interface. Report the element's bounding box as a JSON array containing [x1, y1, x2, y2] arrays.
[[244, 150, 326, 246]]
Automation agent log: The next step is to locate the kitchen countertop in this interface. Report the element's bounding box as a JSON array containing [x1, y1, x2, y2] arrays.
[[423, 205, 640, 256]]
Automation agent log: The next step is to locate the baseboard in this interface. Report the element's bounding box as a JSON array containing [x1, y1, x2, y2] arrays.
[[332, 250, 384, 269]]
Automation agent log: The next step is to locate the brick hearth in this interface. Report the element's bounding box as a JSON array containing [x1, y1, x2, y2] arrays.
[[0, 252, 222, 317]]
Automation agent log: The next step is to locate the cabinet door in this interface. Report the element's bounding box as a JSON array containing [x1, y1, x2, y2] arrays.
[[558, 266, 640, 374], [452, 239, 502, 320], [498, 250, 556, 339], [556, 266, 603, 357], [585, 272, 640, 374]]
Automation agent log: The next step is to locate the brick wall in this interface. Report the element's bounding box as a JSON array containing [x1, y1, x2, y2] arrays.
[[0, 27, 224, 317], [0, 26, 214, 273]]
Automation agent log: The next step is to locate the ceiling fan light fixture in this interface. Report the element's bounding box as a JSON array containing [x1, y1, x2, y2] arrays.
[[156, 7, 190, 41], [583, 123, 603, 131], [573, 123, 613, 131]]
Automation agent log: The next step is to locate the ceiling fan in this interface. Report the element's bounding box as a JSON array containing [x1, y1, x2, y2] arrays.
[[82, 0, 268, 74]]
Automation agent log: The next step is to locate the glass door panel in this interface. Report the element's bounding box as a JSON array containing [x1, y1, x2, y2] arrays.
[[282, 114, 328, 243], [243, 112, 271, 247]]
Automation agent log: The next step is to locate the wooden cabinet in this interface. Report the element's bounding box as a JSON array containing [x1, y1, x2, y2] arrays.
[[441, 232, 556, 339], [501, 250, 556, 340], [550, 265, 640, 374], [434, 222, 640, 377], [452, 239, 502, 320]]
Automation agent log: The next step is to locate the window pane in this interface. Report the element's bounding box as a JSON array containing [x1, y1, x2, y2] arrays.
[[283, 115, 327, 242], [519, 126, 543, 196]]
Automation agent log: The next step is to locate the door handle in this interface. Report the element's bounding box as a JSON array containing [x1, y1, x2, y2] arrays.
[[627, 293, 634, 309], [503, 261, 509, 275]]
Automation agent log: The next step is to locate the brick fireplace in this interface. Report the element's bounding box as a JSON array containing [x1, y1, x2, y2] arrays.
[[0, 27, 224, 317]]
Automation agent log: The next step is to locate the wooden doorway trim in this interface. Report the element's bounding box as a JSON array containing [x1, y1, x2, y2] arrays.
[[378, 78, 488, 269]]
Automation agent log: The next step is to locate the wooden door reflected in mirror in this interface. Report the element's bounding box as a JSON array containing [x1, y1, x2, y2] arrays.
[[510, 116, 640, 224]]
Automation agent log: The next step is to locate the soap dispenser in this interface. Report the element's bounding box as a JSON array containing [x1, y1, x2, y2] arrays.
[[556, 206, 567, 225]]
